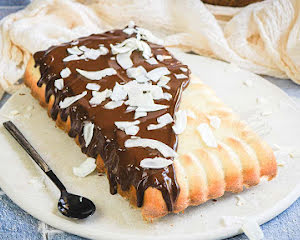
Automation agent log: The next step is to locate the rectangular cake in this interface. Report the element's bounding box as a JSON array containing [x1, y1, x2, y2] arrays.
[[24, 23, 277, 220]]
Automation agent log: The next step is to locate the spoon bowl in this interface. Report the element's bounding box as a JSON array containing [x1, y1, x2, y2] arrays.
[[58, 190, 96, 219]]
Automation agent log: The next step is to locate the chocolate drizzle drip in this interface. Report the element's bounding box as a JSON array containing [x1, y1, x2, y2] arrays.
[[34, 28, 190, 211]]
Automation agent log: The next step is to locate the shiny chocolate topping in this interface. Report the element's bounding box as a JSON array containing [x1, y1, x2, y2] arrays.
[[34, 27, 190, 211]]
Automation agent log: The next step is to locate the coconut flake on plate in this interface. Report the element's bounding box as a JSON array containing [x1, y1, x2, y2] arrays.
[[146, 57, 158, 65], [104, 101, 124, 109], [197, 123, 218, 148], [60, 67, 71, 78], [76, 68, 117, 80], [146, 67, 170, 82], [89, 89, 112, 106], [59, 91, 87, 109], [125, 137, 178, 158], [235, 195, 246, 206], [243, 79, 253, 87], [175, 73, 188, 79], [110, 83, 127, 101], [83, 121, 94, 147], [140, 157, 173, 169], [54, 79, 64, 90], [208, 115, 221, 129], [67, 46, 83, 55], [172, 110, 187, 134], [241, 220, 264, 240], [147, 113, 173, 130], [73, 157, 97, 178], [86, 83, 100, 91]]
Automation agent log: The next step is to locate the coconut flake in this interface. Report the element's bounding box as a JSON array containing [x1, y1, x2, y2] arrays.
[[115, 120, 140, 129], [235, 195, 246, 206], [136, 104, 168, 112], [125, 125, 139, 135], [163, 93, 172, 101], [76, 68, 117, 80], [180, 67, 188, 72], [146, 67, 170, 82], [73, 158, 96, 178], [243, 79, 253, 87], [146, 57, 158, 65], [126, 66, 147, 79], [208, 115, 221, 129], [126, 106, 137, 113], [136, 27, 164, 45], [60, 67, 71, 78], [134, 111, 147, 119], [156, 55, 164, 61], [123, 27, 136, 35], [89, 89, 112, 106], [83, 121, 94, 147], [125, 138, 178, 158], [110, 83, 127, 101], [54, 79, 64, 90], [175, 73, 188, 79], [110, 37, 152, 60], [83, 48, 102, 60], [197, 123, 218, 148], [63, 54, 85, 62], [104, 101, 124, 109], [128, 20, 135, 28], [115, 120, 140, 135], [147, 113, 173, 130], [150, 85, 164, 100], [242, 220, 264, 240], [172, 110, 187, 134], [140, 157, 173, 169], [86, 83, 100, 91], [67, 46, 83, 55], [116, 51, 133, 69], [156, 55, 172, 61], [59, 91, 87, 109], [157, 76, 170, 87]]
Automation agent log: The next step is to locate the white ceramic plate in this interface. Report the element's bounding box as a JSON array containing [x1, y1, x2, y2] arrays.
[[0, 50, 299, 240]]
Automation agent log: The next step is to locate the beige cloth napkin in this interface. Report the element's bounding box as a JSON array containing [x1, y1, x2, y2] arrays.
[[0, 0, 299, 98]]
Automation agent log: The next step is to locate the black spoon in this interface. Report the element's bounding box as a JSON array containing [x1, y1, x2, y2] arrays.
[[3, 121, 96, 219]]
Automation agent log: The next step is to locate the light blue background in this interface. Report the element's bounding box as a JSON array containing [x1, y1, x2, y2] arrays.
[[0, 1, 299, 239]]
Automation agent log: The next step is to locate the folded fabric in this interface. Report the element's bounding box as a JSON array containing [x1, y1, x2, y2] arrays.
[[0, 0, 299, 99]]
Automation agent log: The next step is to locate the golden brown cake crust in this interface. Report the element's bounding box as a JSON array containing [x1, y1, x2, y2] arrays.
[[202, 0, 264, 7], [25, 55, 277, 221]]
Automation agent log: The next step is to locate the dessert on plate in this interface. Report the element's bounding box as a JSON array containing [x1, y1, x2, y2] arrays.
[[25, 22, 277, 221]]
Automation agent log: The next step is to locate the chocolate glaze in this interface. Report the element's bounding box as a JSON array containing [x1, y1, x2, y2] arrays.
[[34, 28, 190, 211]]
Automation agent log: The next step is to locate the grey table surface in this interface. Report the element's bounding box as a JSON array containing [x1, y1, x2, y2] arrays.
[[0, 1, 299, 240]]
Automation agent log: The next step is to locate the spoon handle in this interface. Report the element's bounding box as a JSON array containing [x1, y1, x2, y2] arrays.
[[3, 121, 66, 191]]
